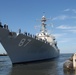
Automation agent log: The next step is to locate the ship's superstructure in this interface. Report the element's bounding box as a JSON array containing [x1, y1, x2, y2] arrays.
[[0, 16, 59, 64], [36, 16, 57, 46]]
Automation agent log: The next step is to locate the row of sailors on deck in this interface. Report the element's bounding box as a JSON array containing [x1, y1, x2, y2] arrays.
[[0, 22, 8, 29], [19, 29, 36, 38]]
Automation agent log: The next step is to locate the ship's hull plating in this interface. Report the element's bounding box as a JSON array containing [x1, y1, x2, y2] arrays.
[[0, 28, 59, 64]]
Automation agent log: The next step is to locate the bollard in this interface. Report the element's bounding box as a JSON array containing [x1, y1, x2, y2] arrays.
[[73, 53, 76, 70]]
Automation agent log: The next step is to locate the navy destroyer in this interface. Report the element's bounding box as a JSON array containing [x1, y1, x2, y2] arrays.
[[0, 16, 59, 64]]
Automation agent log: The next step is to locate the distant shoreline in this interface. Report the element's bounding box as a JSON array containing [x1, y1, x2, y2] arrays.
[[0, 54, 7, 56]]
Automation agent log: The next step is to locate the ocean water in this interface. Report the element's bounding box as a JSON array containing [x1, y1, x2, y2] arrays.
[[0, 53, 75, 75]]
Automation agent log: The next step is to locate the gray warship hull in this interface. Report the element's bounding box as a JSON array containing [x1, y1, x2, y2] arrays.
[[0, 28, 59, 64]]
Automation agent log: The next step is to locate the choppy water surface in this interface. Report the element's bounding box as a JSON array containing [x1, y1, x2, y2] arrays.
[[0, 54, 76, 75]]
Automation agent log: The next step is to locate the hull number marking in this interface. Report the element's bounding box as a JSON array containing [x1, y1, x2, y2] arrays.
[[18, 38, 31, 47]]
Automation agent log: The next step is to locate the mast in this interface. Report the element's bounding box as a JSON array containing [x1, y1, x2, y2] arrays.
[[40, 16, 47, 33]]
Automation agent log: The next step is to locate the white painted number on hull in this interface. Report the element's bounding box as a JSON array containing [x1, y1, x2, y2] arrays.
[[24, 39, 31, 47], [18, 38, 31, 47]]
